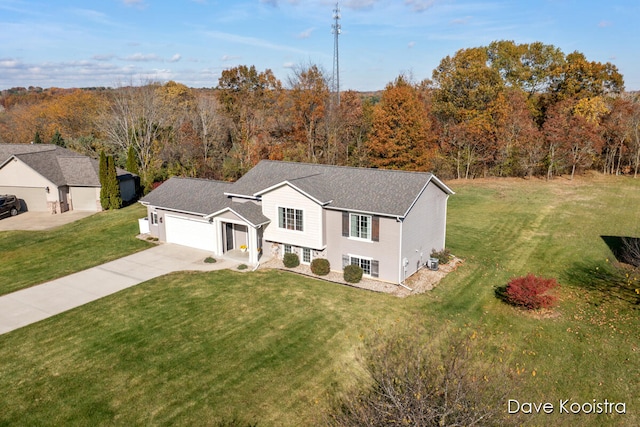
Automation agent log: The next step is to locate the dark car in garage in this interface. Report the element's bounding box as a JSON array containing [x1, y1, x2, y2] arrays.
[[0, 194, 21, 218]]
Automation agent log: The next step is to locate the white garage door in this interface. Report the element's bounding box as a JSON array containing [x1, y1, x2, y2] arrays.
[[70, 187, 99, 211], [165, 215, 217, 252], [0, 186, 47, 212]]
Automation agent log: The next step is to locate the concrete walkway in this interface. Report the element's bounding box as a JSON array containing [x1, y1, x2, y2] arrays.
[[0, 244, 237, 335]]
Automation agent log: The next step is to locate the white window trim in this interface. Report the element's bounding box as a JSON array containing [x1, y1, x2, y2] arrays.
[[150, 212, 159, 225], [349, 213, 372, 242], [301, 247, 312, 265], [348, 253, 373, 277], [277, 205, 305, 233]]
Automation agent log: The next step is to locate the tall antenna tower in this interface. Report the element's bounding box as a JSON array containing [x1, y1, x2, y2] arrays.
[[332, 2, 341, 106]]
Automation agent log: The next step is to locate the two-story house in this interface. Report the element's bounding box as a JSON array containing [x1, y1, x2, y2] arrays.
[[140, 160, 454, 284]]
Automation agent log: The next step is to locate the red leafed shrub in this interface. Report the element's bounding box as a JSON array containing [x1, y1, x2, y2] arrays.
[[505, 274, 559, 309]]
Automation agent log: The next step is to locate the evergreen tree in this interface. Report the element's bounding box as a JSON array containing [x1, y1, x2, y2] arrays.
[[126, 145, 139, 175], [107, 155, 122, 209], [99, 151, 109, 210], [51, 130, 65, 147], [33, 131, 42, 144]]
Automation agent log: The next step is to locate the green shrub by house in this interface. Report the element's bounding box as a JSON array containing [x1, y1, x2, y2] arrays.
[[430, 248, 451, 264], [344, 264, 363, 283], [310, 258, 330, 276], [283, 253, 300, 268]]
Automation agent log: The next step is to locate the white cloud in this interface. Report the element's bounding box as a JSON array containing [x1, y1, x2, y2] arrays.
[[297, 28, 314, 39], [404, 0, 437, 12], [124, 53, 161, 62], [204, 30, 310, 55], [408, 41, 416, 48], [92, 54, 115, 61], [169, 54, 182, 63], [343, 0, 378, 10], [122, 0, 146, 8]]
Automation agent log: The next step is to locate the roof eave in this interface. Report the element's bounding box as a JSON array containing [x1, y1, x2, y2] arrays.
[[254, 180, 328, 205], [204, 206, 271, 227]]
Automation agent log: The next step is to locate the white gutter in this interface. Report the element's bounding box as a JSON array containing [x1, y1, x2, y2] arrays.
[[398, 282, 413, 291]]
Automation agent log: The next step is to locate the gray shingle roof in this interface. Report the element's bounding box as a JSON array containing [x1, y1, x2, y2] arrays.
[[0, 144, 135, 187], [140, 177, 269, 226], [229, 160, 454, 217]]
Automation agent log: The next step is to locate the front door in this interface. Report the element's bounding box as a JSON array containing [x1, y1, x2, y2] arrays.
[[225, 223, 234, 252]]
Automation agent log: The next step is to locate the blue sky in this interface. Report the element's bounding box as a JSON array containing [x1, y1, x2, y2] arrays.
[[1, 0, 638, 91]]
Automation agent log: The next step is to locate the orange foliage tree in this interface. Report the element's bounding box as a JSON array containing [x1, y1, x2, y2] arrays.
[[366, 75, 434, 171]]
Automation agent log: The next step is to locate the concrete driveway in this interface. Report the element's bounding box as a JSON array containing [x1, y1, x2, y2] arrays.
[[0, 211, 97, 231], [0, 244, 238, 335]]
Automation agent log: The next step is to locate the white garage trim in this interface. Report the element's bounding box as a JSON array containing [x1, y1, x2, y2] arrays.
[[165, 214, 217, 252], [70, 187, 100, 211], [0, 186, 47, 212]]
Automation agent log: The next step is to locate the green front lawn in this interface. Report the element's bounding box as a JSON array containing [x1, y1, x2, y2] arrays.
[[0, 204, 152, 296], [0, 174, 638, 426]]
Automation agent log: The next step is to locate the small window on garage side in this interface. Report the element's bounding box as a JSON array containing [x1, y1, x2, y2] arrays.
[[151, 212, 158, 225]]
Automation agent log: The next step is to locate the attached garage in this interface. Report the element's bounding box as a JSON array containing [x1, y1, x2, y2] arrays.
[[0, 186, 47, 212], [70, 187, 99, 211], [165, 214, 217, 252]]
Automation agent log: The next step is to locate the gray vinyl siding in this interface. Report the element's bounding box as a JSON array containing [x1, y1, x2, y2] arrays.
[[401, 181, 449, 281], [325, 209, 401, 283]]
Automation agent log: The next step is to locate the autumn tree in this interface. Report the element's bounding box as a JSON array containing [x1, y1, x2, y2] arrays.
[[432, 47, 505, 177], [193, 91, 227, 179], [602, 97, 633, 175], [99, 82, 166, 192], [367, 75, 434, 171], [333, 90, 371, 167], [628, 95, 640, 177], [216, 65, 281, 179], [552, 51, 624, 101], [543, 98, 604, 179], [285, 64, 331, 163], [493, 89, 543, 177]]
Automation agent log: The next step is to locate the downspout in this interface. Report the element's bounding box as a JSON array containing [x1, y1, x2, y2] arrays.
[[398, 216, 403, 285], [398, 216, 412, 291], [399, 281, 413, 291]]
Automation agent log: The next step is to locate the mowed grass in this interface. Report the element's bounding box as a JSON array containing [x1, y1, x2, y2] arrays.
[[0, 174, 638, 426], [0, 203, 152, 295]]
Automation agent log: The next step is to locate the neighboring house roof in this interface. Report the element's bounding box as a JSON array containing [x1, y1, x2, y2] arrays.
[[140, 177, 269, 226], [0, 143, 135, 187], [228, 160, 454, 217]]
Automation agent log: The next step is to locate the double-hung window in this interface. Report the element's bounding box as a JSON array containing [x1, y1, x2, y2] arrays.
[[352, 256, 371, 275], [350, 213, 371, 240], [278, 207, 303, 231], [342, 255, 379, 278], [150, 212, 158, 225]]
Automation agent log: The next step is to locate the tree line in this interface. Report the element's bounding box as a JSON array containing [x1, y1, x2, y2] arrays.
[[1, 40, 639, 191]]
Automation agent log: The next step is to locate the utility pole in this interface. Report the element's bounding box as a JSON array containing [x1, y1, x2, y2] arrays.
[[332, 2, 341, 107]]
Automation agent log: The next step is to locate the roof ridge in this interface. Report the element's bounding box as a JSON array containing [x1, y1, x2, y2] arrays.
[[258, 159, 433, 176], [169, 176, 234, 184]]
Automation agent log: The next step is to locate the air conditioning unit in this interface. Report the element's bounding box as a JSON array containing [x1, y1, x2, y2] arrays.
[[428, 257, 439, 271]]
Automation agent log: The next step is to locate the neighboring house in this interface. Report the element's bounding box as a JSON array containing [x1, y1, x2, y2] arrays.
[[0, 144, 137, 213], [140, 160, 454, 284]]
